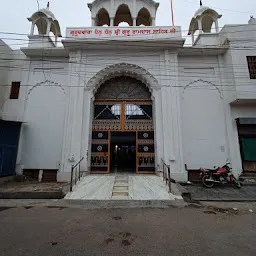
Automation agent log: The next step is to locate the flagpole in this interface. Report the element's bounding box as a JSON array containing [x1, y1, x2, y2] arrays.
[[170, 0, 175, 26]]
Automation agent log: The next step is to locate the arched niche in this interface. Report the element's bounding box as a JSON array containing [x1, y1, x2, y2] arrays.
[[136, 8, 152, 26], [114, 4, 133, 26], [95, 8, 110, 26]]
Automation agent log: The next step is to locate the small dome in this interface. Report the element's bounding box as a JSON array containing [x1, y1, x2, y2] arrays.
[[28, 8, 57, 22], [188, 5, 222, 35], [27, 4, 62, 38], [193, 6, 222, 20]]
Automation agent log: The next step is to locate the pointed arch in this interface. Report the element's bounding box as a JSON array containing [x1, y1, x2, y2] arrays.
[[95, 8, 110, 26], [26, 80, 65, 100], [181, 79, 222, 99], [86, 63, 159, 96], [201, 15, 215, 33], [136, 8, 152, 26], [114, 4, 133, 26]]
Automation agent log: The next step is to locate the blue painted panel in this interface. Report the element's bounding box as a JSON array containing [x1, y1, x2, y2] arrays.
[[0, 121, 21, 177]]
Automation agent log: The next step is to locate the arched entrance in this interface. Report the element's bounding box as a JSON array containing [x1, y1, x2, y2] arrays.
[[90, 76, 155, 174]]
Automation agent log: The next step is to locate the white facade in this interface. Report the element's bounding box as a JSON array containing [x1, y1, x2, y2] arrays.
[[1, 0, 256, 182]]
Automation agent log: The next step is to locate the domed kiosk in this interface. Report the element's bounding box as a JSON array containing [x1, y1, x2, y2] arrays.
[[27, 2, 62, 47], [188, 1, 222, 44]]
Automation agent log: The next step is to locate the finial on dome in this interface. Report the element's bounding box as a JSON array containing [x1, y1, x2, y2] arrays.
[[47, 2, 50, 9], [200, 1, 203, 6]]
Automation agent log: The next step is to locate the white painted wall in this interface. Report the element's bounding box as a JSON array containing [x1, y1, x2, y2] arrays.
[[22, 84, 66, 169], [2, 10, 256, 182], [0, 40, 14, 117]]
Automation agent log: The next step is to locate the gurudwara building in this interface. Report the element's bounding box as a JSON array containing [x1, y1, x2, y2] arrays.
[[0, 0, 256, 184]]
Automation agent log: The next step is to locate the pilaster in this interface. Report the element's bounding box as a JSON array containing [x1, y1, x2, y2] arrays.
[[60, 50, 84, 178], [161, 50, 186, 181]]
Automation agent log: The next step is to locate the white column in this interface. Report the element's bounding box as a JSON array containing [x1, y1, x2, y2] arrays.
[[215, 19, 219, 33], [133, 17, 136, 26], [192, 34, 195, 45], [110, 17, 114, 26], [152, 88, 164, 173], [198, 19, 203, 34], [46, 21, 51, 35], [80, 88, 94, 172], [92, 17, 96, 26], [30, 22, 35, 35], [151, 17, 155, 26]]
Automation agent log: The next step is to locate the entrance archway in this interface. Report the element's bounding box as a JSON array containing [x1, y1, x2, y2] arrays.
[[90, 76, 155, 174]]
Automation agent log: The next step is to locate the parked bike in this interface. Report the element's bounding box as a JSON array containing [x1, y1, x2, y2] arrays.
[[199, 163, 241, 188]]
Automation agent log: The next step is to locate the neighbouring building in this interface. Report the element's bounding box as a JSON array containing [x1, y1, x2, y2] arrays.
[[1, 0, 256, 182]]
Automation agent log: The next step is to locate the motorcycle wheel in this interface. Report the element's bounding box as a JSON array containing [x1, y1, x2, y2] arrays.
[[202, 175, 215, 188], [233, 177, 241, 188]]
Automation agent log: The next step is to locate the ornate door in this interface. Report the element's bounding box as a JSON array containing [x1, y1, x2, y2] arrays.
[[90, 76, 155, 174]]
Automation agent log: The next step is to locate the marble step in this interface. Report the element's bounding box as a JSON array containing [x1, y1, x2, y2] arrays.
[[114, 182, 128, 187], [111, 196, 130, 200], [112, 191, 129, 197], [115, 180, 128, 183], [113, 186, 129, 191]]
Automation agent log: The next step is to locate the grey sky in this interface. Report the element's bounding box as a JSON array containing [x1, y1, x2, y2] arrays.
[[1, 0, 256, 48]]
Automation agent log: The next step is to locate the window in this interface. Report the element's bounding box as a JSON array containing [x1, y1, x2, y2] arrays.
[[247, 56, 256, 79], [10, 82, 20, 99], [125, 104, 143, 116]]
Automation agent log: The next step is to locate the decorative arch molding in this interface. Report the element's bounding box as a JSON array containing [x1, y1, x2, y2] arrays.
[[26, 80, 66, 100], [181, 79, 223, 99], [86, 63, 159, 96]]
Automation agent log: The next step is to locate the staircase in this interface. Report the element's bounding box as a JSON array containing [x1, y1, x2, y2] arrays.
[[111, 175, 129, 199]]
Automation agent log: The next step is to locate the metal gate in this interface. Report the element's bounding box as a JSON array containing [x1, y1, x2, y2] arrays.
[[90, 76, 155, 174]]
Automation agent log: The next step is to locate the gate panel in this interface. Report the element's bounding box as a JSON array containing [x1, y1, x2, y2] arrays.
[[90, 131, 110, 173], [137, 131, 155, 173]]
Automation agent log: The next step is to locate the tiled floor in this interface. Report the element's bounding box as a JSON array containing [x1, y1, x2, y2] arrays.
[[65, 174, 177, 200]]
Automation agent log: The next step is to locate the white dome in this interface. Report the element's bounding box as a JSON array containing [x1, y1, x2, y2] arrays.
[[193, 6, 221, 19], [27, 7, 62, 38], [188, 5, 222, 35], [28, 8, 57, 22], [38, 8, 56, 20]]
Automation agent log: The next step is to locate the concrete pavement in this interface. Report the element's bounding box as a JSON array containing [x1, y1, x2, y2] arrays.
[[181, 184, 256, 202], [0, 206, 255, 256]]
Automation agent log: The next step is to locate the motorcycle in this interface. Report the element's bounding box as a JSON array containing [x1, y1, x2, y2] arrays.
[[199, 163, 241, 188]]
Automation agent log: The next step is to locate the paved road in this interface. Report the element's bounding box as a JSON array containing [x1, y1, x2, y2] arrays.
[[0, 206, 255, 256]]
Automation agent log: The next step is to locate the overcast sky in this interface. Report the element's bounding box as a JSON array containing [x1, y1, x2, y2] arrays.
[[1, 0, 256, 48]]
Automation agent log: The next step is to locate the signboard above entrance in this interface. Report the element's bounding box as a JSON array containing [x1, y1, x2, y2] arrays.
[[66, 26, 182, 40]]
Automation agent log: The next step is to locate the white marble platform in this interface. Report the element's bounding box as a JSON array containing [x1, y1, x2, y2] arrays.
[[65, 175, 115, 200], [65, 174, 178, 201], [129, 175, 176, 200]]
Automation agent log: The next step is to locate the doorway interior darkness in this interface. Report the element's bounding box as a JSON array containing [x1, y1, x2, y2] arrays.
[[110, 132, 136, 173]]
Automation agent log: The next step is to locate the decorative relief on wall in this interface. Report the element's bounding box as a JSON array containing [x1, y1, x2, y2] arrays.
[[86, 63, 159, 94], [92, 120, 121, 130], [95, 76, 151, 100], [26, 80, 66, 100], [125, 120, 154, 131]]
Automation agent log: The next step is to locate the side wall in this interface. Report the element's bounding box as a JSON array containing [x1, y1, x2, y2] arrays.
[[2, 54, 69, 175], [179, 55, 242, 178]]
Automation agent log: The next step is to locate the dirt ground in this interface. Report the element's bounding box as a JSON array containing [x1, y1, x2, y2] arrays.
[[0, 180, 68, 192]]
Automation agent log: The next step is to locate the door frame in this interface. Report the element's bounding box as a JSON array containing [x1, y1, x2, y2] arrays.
[[91, 100, 155, 174]]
